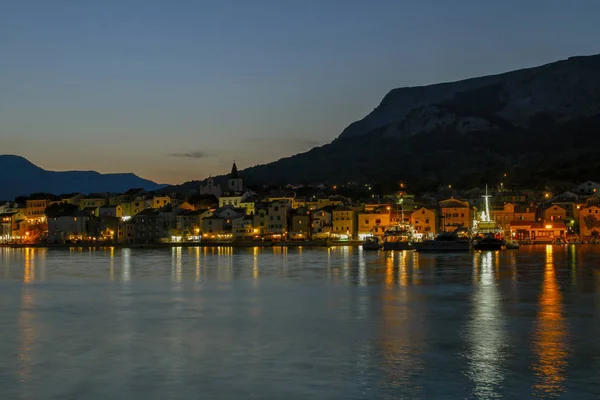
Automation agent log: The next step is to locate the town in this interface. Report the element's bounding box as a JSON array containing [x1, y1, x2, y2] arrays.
[[2, 162, 600, 246]]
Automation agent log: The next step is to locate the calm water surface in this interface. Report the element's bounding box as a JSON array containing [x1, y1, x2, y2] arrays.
[[1, 245, 599, 399]]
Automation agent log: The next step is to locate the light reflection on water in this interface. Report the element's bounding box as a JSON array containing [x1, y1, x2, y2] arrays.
[[466, 251, 505, 399], [531, 245, 569, 397], [0, 245, 599, 399]]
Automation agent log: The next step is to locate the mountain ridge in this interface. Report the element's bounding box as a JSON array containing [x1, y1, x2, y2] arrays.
[[0, 155, 165, 200], [232, 54, 600, 190]]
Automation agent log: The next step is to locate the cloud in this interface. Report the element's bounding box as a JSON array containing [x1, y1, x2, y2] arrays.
[[169, 150, 208, 159]]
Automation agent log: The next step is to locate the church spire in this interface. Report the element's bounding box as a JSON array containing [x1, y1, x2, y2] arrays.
[[230, 160, 238, 178]]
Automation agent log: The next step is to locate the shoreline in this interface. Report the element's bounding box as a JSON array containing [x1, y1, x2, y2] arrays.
[[0, 241, 590, 250], [0, 240, 364, 250]]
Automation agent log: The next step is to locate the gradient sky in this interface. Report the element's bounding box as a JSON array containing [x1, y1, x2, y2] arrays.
[[2, 0, 599, 184]]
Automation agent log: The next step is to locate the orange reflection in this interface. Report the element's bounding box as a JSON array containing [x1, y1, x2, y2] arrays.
[[385, 254, 394, 287], [411, 252, 420, 286], [532, 245, 568, 397], [380, 254, 424, 394], [253, 247, 259, 283], [399, 253, 408, 287], [109, 247, 115, 281], [23, 248, 34, 283]]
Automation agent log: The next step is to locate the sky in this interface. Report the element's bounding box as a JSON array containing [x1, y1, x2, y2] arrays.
[[2, 0, 600, 184]]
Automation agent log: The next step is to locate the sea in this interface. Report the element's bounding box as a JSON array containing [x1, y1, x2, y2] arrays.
[[0, 245, 599, 399]]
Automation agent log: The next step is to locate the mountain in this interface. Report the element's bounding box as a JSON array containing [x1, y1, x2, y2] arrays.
[[236, 54, 600, 191], [0, 155, 164, 200]]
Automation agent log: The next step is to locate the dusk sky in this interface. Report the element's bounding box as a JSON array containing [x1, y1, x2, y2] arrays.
[[2, 0, 599, 184]]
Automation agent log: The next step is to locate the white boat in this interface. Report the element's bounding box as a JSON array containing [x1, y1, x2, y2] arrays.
[[382, 223, 414, 251]]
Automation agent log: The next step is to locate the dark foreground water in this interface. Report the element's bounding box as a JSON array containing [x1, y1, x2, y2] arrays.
[[1, 245, 599, 399]]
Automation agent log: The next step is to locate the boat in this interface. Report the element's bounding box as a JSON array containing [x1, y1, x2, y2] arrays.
[[471, 185, 507, 251], [473, 235, 506, 251], [414, 229, 471, 252], [382, 223, 414, 251], [362, 236, 381, 250], [505, 239, 520, 250]]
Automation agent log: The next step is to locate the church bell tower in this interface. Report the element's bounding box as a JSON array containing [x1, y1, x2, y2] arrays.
[[227, 161, 243, 193]]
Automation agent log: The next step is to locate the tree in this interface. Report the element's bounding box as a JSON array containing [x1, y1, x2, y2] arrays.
[[584, 214, 600, 230]]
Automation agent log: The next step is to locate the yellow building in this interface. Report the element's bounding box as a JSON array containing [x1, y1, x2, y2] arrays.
[[290, 208, 311, 238], [120, 199, 146, 217], [332, 206, 356, 239], [219, 194, 246, 208], [439, 198, 475, 231], [253, 208, 269, 235], [492, 203, 537, 230], [149, 195, 171, 209], [410, 207, 437, 238], [238, 199, 256, 215], [0, 211, 27, 241], [544, 205, 567, 222], [579, 206, 600, 238], [357, 211, 390, 239], [26, 198, 51, 224], [79, 197, 107, 210], [509, 220, 566, 242], [267, 202, 288, 235]]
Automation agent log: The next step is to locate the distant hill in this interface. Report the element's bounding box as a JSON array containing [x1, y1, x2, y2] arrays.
[[234, 54, 600, 191], [0, 155, 164, 200]]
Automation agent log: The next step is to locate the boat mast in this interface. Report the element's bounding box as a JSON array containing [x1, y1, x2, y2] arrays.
[[483, 184, 492, 223]]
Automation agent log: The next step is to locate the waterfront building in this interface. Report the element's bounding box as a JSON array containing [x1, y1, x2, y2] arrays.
[[176, 208, 211, 236], [410, 207, 437, 239], [253, 208, 269, 235], [232, 215, 255, 240], [439, 197, 475, 231], [48, 211, 90, 244], [578, 205, 600, 238], [26, 194, 55, 224], [311, 208, 333, 235], [508, 220, 566, 242], [357, 208, 390, 240], [266, 201, 288, 236], [332, 206, 356, 239], [0, 211, 27, 242], [491, 203, 537, 230], [290, 207, 311, 238], [131, 209, 161, 243], [201, 215, 226, 237]]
